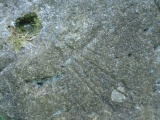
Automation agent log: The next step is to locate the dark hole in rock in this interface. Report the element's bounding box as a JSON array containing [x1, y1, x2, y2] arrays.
[[127, 53, 132, 57], [143, 28, 148, 32], [37, 81, 44, 86], [7, 26, 11, 28]]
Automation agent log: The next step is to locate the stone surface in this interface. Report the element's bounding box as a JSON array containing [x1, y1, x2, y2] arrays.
[[0, 0, 160, 120]]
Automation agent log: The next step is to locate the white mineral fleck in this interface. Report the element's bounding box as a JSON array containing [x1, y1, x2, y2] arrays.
[[111, 87, 126, 102]]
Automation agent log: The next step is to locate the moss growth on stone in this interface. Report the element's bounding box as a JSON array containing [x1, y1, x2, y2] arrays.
[[6, 12, 39, 51], [15, 12, 39, 33], [6, 32, 31, 50], [0, 115, 4, 120]]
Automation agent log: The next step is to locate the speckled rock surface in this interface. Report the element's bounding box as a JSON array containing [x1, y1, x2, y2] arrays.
[[0, 0, 160, 119]]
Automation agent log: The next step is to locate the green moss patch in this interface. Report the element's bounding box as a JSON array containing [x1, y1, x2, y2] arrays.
[[6, 12, 40, 51], [0, 115, 4, 120], [15, 12, 39, 33]]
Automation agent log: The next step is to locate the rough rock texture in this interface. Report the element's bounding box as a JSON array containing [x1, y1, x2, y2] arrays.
[[0, 0, 160, 119]]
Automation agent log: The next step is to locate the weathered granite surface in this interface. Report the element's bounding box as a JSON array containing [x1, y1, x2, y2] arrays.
[[0, 0, 160, 119]]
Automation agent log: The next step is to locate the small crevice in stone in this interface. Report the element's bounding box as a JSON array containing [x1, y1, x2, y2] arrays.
[[127, 53, 132, 57], [25, 72, 64, 88], [143, 28, 149, 32]]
